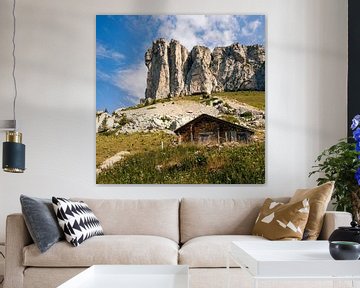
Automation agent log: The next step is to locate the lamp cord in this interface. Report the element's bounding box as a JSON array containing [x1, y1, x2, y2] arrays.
[[11, 0, 18, 129]]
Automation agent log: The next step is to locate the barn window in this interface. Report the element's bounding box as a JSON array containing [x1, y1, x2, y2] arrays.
[[239, 132, 248, 141], [199, 132, 214, 142]]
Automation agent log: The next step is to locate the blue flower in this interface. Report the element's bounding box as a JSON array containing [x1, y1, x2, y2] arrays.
[[351, 115, 360, 186], [352, 115, 360, 130], [354, 128, 360, 142], [356, 167, 360, 186]]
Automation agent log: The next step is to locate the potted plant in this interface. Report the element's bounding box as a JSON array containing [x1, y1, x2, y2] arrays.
[[309, 115, 360, 222]]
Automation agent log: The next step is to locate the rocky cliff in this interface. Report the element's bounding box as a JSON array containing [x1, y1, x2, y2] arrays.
[[144, 39, 265, 101]]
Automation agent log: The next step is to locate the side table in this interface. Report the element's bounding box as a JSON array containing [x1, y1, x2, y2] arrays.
[[227, 240, 360, 288], [58, 265, 189, 288]]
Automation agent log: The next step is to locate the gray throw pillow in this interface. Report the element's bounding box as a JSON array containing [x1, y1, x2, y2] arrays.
[[20, 195, 64, 253]]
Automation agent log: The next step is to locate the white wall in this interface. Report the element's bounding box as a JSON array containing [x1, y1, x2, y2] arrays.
[[0, 0, 347, 242]]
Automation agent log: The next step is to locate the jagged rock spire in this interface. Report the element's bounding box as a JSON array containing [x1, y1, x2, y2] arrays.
[[144, 39, 265, 101]]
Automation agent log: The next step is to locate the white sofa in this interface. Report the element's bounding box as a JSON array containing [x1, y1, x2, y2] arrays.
[[4, 198, 352, 288]]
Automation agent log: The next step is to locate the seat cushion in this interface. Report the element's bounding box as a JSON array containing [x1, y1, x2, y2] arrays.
[[179, 235, 267, 268], [23, 235, 179, 267], [180, 198, 289, 243]]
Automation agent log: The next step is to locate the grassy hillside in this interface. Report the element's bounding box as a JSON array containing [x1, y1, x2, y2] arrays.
[[96, 132, 177, 167], [97, 141, 265, 184], [213, 91, 265, 110]]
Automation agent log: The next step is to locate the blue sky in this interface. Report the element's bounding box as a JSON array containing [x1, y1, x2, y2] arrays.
[[96, 15, 265, 112]]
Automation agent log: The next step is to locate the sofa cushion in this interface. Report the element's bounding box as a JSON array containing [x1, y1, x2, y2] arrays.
[[72, 199, 179, 243], [180, 198, 289, 243], [179, 235, 267, 268], [23, 235, 178, 267]]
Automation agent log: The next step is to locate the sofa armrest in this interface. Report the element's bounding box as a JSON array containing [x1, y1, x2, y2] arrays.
[[318, 211, 352, 240], [4, 213, 33, 288]]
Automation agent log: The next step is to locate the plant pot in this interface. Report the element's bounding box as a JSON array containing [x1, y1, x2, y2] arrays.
[[329, 241, 360, 260], [329, 221, 360, 244]]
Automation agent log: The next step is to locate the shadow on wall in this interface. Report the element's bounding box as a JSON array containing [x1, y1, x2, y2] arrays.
[[129, 0, 171, 13], [268, 1, 347, 183]]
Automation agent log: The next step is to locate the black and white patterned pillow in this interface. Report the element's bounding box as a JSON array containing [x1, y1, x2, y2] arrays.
[[52, 197, 104, 247]]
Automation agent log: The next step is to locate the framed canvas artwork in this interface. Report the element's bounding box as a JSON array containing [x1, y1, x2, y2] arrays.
[[96, 15, 265, 184]]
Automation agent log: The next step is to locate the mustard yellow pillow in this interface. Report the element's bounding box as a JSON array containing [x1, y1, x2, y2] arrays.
[[252, 198, 310, 240], [289, 181, 334, 240]]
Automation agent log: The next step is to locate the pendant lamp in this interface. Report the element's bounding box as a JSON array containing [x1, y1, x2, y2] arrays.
[[1, 0, 26, 173]]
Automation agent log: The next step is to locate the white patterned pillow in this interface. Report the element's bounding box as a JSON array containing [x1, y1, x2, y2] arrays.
[[52, 197, 104, 246]]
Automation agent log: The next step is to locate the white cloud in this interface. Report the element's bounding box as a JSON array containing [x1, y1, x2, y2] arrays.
[[241, 19, 262, 36], [97, 63, 147, 105], [113, 63, 147, 104], [155, 15, 240, 50], [96, 70, 112, 82], [96, 43, 125, 62]]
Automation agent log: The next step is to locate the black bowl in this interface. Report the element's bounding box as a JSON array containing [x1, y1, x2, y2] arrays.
[[329, 241, 360, 260]]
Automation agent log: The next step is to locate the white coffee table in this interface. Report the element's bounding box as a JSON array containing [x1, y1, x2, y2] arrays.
[[58, 265, 189, 288], [228, 241, 360, 288]]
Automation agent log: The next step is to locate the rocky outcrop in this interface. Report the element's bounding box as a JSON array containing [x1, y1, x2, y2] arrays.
[[144, 39, 265, 100], [211, 43, 265, 91], [185, 45, 216, 95], [169, 39, 189, 97], [96, 111, 114, 133], [145, 39, 191, 100], [145, 39, 171, 100]]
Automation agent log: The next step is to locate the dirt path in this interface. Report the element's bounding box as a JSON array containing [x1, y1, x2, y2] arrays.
[[96, 151, 130, 174]]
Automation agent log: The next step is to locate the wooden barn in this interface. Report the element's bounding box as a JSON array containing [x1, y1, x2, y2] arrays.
[[174, 114, 254, 144]]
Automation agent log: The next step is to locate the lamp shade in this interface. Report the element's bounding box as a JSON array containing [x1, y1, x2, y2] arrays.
[[2, 131, 25, 173]]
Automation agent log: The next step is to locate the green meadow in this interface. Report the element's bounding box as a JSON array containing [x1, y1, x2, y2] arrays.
[[97, 141, 265, 184]]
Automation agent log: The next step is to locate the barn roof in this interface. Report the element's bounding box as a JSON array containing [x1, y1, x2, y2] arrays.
[[174, 114, 254, 134]]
